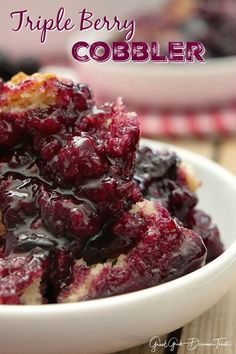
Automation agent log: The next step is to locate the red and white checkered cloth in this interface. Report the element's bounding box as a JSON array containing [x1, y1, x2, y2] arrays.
[[139, 104, 236, 138]]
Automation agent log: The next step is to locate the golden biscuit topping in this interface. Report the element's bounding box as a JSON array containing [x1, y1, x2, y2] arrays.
[[0, 72, 60, 113]]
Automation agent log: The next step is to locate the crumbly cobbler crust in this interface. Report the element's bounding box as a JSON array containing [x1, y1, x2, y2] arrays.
[[19, 278, 43, 305], [0, 72, 59, 113], [180, 162, 201, 192], [0, 212, 5, 236]]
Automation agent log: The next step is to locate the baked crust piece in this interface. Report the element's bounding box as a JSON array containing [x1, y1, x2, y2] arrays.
[[0, 72, 66, 112], [0, 254, 45, 304], [0, 212, 6, 236], [179, 162, 201, 192]]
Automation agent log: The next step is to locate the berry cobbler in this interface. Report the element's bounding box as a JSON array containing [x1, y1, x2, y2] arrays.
[[0, 73, 223, 304], [116, 0, 236, 58]]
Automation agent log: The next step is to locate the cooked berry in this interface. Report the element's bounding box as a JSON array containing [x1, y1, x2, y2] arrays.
[[135, 146, 178, 185], [0, 251, 46, 304], [37, 187, 101, 242], [0, 73, 139, 289], [134, 146, 223, 262], [58, 136, 109, 181], [186, 209, 224, 262], [0, 72, 223, 305], [59, 201, 206, 302], [134, 147, 197, 219], [0, 112, 27, 147]]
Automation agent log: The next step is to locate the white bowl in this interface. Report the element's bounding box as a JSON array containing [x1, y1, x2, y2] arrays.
[[69, 29, 236, 108], [1, 139, 236, 354]]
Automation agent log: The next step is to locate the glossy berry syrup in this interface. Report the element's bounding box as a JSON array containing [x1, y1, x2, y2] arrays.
[[0, 75, 139, 303], [0, 74, 222, 304]]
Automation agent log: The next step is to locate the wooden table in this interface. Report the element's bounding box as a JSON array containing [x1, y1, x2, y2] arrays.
[[116, 137, 236, 354]]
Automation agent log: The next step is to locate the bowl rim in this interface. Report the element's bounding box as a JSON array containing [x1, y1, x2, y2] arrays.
[[1, 139, 236, 314]]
